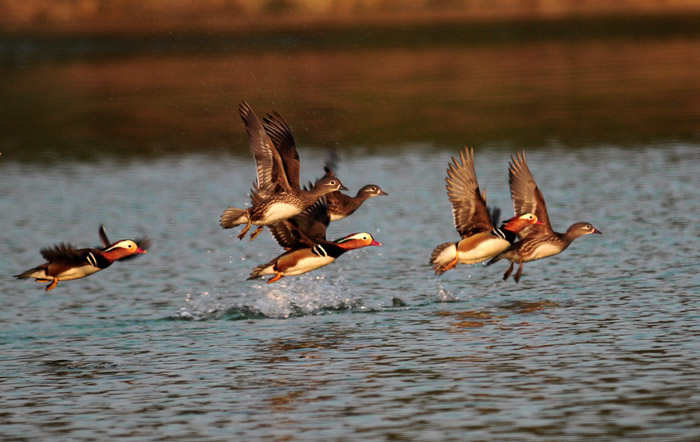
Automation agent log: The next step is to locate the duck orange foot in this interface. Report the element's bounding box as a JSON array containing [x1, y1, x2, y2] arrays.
[[45, 278, 59, 291], [439, 255, 459, 274], [267, 273, 283, 284]]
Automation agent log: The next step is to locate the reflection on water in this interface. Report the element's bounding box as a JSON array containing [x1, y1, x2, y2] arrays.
[[1, 34, 700, 160]]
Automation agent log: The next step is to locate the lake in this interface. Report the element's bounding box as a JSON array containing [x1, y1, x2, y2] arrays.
[[1, 18, 700, 441]]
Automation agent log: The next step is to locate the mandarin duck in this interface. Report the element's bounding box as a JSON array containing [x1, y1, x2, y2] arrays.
[[320, 167, 388, 221], [220, 101, 347, 241], [15, 225, 149, 291], [247, 191, 381, 284], [487, 151, 602, 282], [430, 147, 542, 275]]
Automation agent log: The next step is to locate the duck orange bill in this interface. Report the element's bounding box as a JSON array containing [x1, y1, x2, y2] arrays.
[[370, 239, 382, 246], [535, 220, 545, 225], [136, 247, 148, 254]]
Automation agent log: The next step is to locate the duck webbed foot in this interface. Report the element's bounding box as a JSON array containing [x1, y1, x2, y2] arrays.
[[268, 273, 283, 284], [237, 219, 252, 240], [503, 262, 514, 281], [513, 260, 524, 283], [248, 226, 264, 242], [45, 278, 58, 291]]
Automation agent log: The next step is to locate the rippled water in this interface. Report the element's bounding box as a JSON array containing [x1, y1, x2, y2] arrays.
[[2, 144, 699, 440]]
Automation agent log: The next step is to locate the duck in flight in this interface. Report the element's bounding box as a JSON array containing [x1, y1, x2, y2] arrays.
[[430, 147, 541, 275], [248, 188, 381, 284], [487, 151, 601, 282], [15, 225, 149, 291], [220, 101, 347, 241]]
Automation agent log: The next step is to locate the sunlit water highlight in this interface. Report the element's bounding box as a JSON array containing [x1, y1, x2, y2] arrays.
[[1, 144, 700, 440]]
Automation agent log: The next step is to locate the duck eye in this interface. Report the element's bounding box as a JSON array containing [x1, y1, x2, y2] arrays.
[[330, 180, 336, 185]]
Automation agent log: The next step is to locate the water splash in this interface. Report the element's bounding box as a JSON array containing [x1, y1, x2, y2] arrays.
[[173, 275, 381, 320]]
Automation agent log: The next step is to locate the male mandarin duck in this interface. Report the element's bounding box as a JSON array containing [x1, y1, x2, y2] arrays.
[[247, 192, 381, 284], [430, 147, 542, 275], [321, 167, 388, 221], [15, 225, 149, 291], [487, 151, 602, 282], [220, 101, 347, 241]]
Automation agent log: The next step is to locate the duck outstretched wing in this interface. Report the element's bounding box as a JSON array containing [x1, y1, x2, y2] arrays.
[[40, 243, 90, 265], [263, 111, 301, 190], [239, 101, 291, 197], [508, 151, 553, 238], [445, 147, 494, 238]]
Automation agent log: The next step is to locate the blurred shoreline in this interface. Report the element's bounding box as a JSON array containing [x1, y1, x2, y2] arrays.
[[3, 1, 700, 36], [2, 1, 700, 158]]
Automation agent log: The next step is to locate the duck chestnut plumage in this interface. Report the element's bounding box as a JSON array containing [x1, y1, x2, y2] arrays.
[[15, 225, 149, 291]]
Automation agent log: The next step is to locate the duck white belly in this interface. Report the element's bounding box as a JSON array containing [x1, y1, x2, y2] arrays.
[[283, 255, 336, 276], [261, 203, 302, 224], [329, 213, 346, 222], [526, 243, 564, 261], [56, 264, 102, 281], [457, 237, 510, 265]]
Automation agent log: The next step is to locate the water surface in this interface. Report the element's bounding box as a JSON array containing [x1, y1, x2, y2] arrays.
[[2, 144, 700, 440], [2, 18, 700, 440]]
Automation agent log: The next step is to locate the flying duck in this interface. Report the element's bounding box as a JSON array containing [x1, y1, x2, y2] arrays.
[[487, 151, 602, 282]]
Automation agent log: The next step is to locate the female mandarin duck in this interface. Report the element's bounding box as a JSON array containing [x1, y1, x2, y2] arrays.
[[15, 225, 149, 291], [262, 114, 387, 222], [220, 101, 347, 241], [247, 192, 381, 283], [487, 151, 602, 282], [430, 147, 542, 275], [320, 167, 388, 221]]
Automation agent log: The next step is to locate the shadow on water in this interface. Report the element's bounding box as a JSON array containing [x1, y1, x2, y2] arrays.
[[1, 14, 700, 161]]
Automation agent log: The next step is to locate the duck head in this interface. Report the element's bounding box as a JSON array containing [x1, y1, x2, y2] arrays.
[[334, 232, 382, 250], [313, 175, 348, 194], [356, 185, 388, 199], [103, 239, 148, 261], [502, 212, 542, 233], [566, 222, 602, 240]]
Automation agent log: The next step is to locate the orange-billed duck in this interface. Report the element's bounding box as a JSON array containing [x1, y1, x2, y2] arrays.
[[15, 225, 149, 291], [430, 147, 541, 275]]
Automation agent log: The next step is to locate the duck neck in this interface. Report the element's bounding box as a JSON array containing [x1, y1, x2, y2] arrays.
[[354, 191, 371, 201], [308, 185, 333, 198], [89, 250, 115, 268], [491, 226, 518, 244], [311, 243, 345, 259]]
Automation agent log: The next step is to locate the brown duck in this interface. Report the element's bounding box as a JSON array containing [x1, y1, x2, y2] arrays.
[[488, 151, 602, 282], [220, 101, 347, 241], [320, 167, 388, 221]]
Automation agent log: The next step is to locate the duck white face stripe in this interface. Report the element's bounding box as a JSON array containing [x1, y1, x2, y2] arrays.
[[104, 240, 136, 252]]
